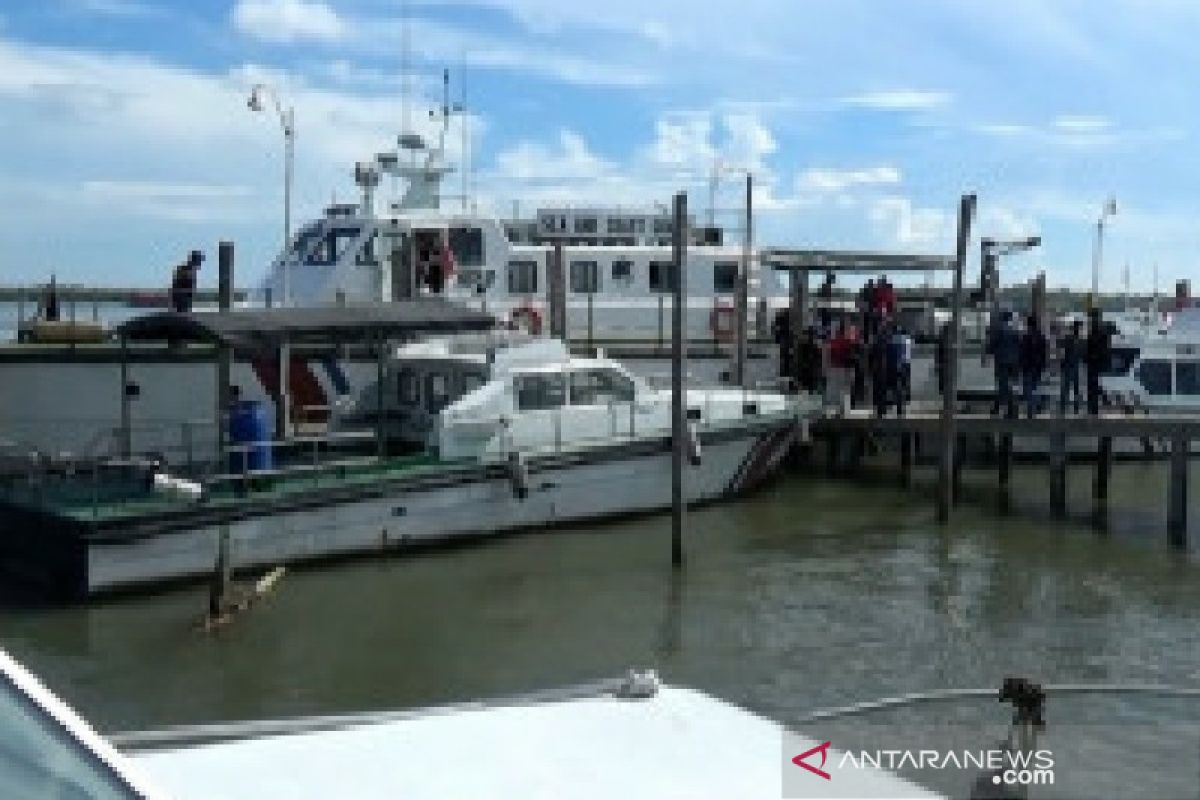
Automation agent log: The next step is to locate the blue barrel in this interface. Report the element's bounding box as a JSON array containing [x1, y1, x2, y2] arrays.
[[228, 400, 273, 473]]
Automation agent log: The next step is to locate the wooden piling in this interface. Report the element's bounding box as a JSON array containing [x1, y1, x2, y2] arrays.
[[952, 433, 966, 503], [826, 433, 839, 475], [1049, 431, 1067, 517], [547, 244, 566, 339], [276, 341, 291, 440], [1093, 435, 1112, 521], [734, 173, 751, 386], [208, 524, 231, 620], [217, 241, 233, 464], [1168, 431, 1189, 547], [938, 194, 976, 523], [998, 433, 1013, 512], [671, 192, 688, 568], [375, 332, 386, 459], [119, 335, 132, 458]]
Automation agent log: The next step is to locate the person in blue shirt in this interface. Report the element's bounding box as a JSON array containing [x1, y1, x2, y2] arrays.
[[886, 324, 910, 416], [1058, 319, 1083, 415], [988, 311, 1020, 418]]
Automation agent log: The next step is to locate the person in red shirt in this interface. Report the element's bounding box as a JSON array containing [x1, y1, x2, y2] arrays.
[[826, 323, 855, 414]]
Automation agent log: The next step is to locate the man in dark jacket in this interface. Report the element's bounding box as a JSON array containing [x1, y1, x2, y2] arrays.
[[1085, 308, 1111, 415], [1019, 314, 1048, 418], [1058, 319, 1084, 415], [170, 250, 203, 313], [989, 311, 1020, 418], [796, 326, 824, 394]]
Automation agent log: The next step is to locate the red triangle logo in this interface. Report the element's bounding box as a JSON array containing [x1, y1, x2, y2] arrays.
[[792, 740, 832, 780]]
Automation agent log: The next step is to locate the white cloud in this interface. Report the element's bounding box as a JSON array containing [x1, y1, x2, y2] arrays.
[[648, 114, 716, 171], [494, 130, 612, 181], [867, 195, 955, 249], [79, 180, 255, 222], [1052, 115, 1111, 133], [840, 89, 952, 111], [231, 0, 347, 44], [797, 166, 902, 192]]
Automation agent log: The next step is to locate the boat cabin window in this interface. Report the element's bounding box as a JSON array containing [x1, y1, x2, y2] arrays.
[[425, 372, 451, 413], [514, 373, 566, 411], [569, 369, 636, 405], [1136, 359, 1173, 396], [354, 232, 379, 266], [649, 260, 676, 293], [714, 261, 739, 293], [611, 259, 633, 286], [307, 226, 361, 266], [1177, 361, 1200, 395], [570, 261, 600, 294], [574, 216, 598, 234], [456, 269, 496, 292], [448, 227, 484, 267], [0, 671, 141, 799], [508, 260, 538, 294], [397, 368, 419, 405]]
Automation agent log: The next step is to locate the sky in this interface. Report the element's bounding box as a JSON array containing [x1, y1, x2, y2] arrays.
[[0, 0, 1198, 292]]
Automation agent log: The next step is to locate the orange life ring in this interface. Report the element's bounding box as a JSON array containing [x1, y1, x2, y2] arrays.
[[709, 301, 735, 342], [510, 305, 543, 335]]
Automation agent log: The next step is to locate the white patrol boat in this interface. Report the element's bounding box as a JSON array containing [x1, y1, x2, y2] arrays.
[[0, 647, 943, 799], [1092, 307, 1200, 413], [331, 330, 795, 461], [0, 309, 814, 601]]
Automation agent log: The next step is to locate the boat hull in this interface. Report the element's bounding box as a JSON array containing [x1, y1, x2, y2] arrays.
[[2, 420, 797, 601]]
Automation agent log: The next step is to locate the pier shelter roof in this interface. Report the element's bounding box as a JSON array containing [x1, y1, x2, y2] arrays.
[[115, 299, 496, 350], [761, 249, 955, 273]]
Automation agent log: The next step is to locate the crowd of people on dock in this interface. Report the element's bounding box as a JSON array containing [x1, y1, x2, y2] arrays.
[[775, 275, 1115, 419], [980, 306, 1111, 418], [776, 275, 915, 418]]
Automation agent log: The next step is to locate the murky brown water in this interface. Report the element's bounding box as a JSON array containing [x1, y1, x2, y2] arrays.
[[2, 459, 1199, 798]]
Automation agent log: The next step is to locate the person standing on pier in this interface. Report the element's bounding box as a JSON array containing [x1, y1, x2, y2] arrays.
[[1058, 319, 1084, 414], [827, 322, 854, 414], [796, 326, 824, 394], [869, 321, 890, 417], [42, 274, 60, 322], [1019, 314, 1048, 418], [169, 250, 203, 313], [988, 311, 1020, 418], [885, 322, 909, 416], [1085, 308, 1111, 415]]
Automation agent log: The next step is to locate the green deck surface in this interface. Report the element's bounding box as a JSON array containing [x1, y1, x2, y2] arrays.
[[3, 452, 457, 524]]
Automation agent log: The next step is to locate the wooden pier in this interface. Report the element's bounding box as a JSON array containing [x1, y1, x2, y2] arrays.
[[809, 411, 1197, 546]]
